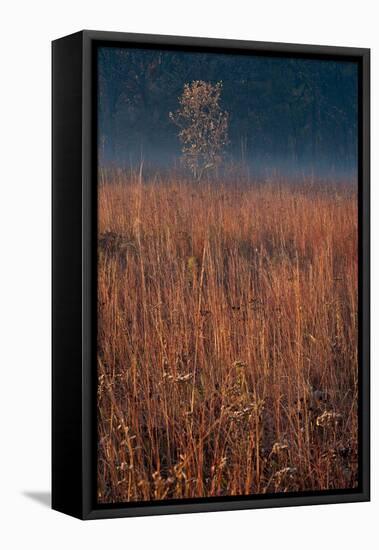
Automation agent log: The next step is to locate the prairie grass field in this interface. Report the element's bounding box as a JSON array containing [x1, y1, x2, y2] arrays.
[[97, 171, 358, 503]]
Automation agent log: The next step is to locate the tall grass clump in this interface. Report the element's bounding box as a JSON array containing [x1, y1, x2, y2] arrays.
[[97, 171, 358, 503]]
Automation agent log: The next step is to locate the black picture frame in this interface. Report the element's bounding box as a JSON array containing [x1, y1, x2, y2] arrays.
[[52, 30, 370, 520]]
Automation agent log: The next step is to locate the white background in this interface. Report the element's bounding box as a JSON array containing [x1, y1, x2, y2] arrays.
[[0, 1, 376, 548]]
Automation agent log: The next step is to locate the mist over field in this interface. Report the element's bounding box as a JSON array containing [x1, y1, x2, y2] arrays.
[[98, 46, 358, 180]]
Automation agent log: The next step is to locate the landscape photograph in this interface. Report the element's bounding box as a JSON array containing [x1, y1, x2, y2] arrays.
[[96, 45, 359, 504]]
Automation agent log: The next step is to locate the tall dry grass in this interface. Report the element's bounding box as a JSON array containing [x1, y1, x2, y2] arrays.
[[97, 171, 358, 503]]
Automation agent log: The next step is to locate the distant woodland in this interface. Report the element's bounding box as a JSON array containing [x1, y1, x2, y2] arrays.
[[98, 47, 358, 176]]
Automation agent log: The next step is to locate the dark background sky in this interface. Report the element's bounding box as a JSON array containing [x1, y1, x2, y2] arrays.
[[98, 46, 358, 180]]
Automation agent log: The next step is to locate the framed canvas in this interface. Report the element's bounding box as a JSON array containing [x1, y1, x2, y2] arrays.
[[52, 30, 370, 520]]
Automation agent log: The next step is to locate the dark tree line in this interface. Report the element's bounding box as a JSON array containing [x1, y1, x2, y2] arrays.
[[98, 46, 358, 174]]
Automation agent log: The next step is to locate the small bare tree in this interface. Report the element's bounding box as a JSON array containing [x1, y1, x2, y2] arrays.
[[170, 81, 229, 180]]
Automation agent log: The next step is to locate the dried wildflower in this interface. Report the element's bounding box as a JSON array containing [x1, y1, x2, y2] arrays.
[[232, 360, 247, 369], [316, 410, 342, 428], [176, 373, 193, 383], [211, 456, 228, 475], [152, 471, 173, 500], [271, 441, 289, 456], [228, 404, 254, 422], [137, 479, 151, 498], [251, 397, 265, 416], [226, 396, 265, 425], [117, 462, 130, 472], [274, 467, 297, 483], [163, 371, 193, 383], [116, 478, 127, 486], [321, 448, 338, 461], [173, 461, 187, 481]]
